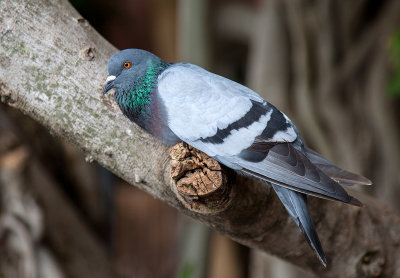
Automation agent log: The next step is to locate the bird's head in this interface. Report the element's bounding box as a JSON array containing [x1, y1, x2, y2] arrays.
[[102, 49, 162, 95]]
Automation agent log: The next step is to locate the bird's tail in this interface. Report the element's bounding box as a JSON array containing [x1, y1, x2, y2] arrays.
[[272, 184, 327, 267]]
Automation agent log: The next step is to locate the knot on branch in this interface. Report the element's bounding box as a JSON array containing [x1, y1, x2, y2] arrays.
[[82, 47, 96, 61], [357, 250, 386, 278], [76, 18, 89, 27], [0, 83, 17, 106], [169, 143, 230, 213]]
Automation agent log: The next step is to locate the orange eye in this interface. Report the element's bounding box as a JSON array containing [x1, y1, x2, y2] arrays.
[[123, 61, 131, 69]]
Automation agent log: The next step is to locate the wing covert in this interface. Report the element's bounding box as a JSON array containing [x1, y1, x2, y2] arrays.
[[157, 63, 263, 142]]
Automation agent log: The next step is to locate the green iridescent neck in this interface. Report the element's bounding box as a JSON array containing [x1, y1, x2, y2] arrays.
[[116, 60, 168, 117]]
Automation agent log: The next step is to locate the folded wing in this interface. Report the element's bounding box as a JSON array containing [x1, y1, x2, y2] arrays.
[[237, 143, 362, 206], [304, 147, 372, 186], [157, 62, 366, 206]]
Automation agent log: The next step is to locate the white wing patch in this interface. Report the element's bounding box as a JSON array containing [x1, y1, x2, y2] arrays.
[[157, 64, 264, 141], [272, 113, 297, 142], [270, 127, 297, 142], [190, 110, 273, 156]]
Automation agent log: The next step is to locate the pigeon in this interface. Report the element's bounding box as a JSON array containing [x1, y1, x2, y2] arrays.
[[103, 49, 372, 266]]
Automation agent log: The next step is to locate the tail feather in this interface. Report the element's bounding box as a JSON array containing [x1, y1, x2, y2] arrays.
[[272, 184, 327, 267], [304, 147, 372, 186]]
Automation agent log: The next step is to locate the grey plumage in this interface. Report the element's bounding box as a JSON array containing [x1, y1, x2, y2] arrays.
[[103, 49, 371, 266], [273, 184, 326, 266]]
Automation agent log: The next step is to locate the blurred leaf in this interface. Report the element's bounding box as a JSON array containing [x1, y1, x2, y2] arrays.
[[388, 30, 400, 98], [176, 262, 195, 278]]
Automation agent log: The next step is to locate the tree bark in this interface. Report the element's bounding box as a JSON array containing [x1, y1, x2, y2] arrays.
[[0, 0, 399, 277]]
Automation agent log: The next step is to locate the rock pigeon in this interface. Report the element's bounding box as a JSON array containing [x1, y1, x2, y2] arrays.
[[103, 49, 372, 266]]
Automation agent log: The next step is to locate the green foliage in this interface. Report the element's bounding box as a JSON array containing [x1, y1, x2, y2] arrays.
[[388, 30, 400, 98], [176, 262, 195, 278]]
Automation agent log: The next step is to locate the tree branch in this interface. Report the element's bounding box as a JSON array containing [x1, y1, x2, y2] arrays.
[[0, 0, 399, 276]]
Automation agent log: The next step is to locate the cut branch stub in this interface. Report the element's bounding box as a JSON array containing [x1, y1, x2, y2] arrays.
[[169, 143, 231, 212]]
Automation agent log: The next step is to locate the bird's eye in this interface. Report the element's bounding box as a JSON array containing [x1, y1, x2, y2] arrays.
[[123, 62, 131, 69]]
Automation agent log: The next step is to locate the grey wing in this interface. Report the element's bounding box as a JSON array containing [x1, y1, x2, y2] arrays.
[[193, 102, 362, 205], [194, 100, 362, 205], [157, 62, 362, 206], [236, 143, 362, 206], [157, 63, 266, 146]]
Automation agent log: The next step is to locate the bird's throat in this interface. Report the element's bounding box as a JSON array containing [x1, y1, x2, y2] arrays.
[[115, 60, 169, 121]]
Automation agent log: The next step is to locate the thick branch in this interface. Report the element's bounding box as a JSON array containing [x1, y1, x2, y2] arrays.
[[0, 0, 399, 276]]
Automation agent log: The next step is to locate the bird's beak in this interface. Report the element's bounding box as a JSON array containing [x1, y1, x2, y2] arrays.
[[103, 75, 116, 95]]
